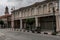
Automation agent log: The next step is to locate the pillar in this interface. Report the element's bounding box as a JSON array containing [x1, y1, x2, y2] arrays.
[[47, 4, 49, 13], [20, 19, 23, 31], [11, 14, 14, 30], [11, 21, 14, 30], [23, 22, 26, 32], [24, 23, 26, 29], [56, 15, 60, 32], [35, 17, 38, 27]]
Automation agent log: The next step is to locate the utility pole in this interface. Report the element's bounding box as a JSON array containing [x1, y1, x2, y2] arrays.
[[52, 7, 56, 34]]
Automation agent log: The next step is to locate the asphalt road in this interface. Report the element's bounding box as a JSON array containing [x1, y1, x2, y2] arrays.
[[0, 29, 60, 40]]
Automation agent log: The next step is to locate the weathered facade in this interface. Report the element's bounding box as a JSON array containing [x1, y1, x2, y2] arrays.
[[11, 0, 59, 34]]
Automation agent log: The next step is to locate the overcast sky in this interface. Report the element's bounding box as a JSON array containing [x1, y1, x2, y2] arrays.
[[0, 0, 44, 16]]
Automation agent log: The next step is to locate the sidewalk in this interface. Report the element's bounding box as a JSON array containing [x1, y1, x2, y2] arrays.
[[0, 32, 5, 37], [0, 29, 60, 40], [3, 28, 60, 36]]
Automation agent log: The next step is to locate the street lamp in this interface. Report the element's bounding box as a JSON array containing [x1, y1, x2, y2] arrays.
[[52, 6, 56, 35]]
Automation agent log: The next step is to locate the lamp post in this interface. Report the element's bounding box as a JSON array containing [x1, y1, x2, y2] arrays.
[[52, 7, 56, 34]]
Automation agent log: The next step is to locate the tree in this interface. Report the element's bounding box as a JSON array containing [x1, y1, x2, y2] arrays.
[[25, 18, 35, 31], [0, 20, 4, 28], [26, 18, 35, 25], [0, 20, 4, 25]]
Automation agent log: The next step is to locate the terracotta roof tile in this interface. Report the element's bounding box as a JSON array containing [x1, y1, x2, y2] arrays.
[[0, 14, 11, 19]]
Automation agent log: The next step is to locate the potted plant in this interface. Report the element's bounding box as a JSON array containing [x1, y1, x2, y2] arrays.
[[36, 27, 41, 33]]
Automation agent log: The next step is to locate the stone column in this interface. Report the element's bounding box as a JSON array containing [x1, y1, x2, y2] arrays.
[[47, 4, 49, 14], [35, 17, 41, 33], [11, 21, 14, 31], [23, 23, 26, 32], [11, 14, 14, 31], [20, 19, 23, 31], [56, 15, 60, 32], [35, 17, 38, 28], [34, 8, 38, 15]]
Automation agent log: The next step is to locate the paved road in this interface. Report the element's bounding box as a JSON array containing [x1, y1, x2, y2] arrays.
[[0, 29, 60, 40]]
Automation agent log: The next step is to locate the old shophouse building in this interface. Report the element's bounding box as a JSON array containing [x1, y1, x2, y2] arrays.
[[11, 0, 59, 34], [0, 6, 11, 28]]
